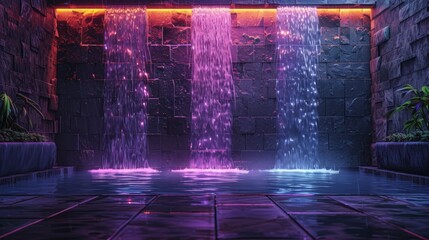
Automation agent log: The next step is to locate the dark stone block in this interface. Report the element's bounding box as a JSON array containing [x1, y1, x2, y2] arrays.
[[149, 26, 162, 44], [237, 45, 254, 62], [267, 80, 276, 99], [254, 45, 275, 62], [231, 26, 264, 45], [321, 27, 340, 44], [319, 9, 340, 27], [76, 63, 104, 80], [318, 80, 345, 98], [236, 79, 253, 98], [148, 98, 160, 115], [340, 45, 370, 62], [174, 97, 191, 116], [150, 46, 170, 63], [172, 11, 190, 27], [345, 80, 371, 97], [243, 63, 262, 79], [163, 27, 190, 45], [59, 97, 81, 115], [57, 21, 81, 45], [325, 98, 345, 116], [318, 116, 345, 133], [345, 116, 371, 134], [159, 79, 174, 99], [248, 99, 276, 116], [167, 117, 189, 135], [318, 98, 326, 116], [79, 134, 100, 150], [82, 14, 104, 45], [255, 118, 276, 133], [237, 117, 256, 134], [56, 134, 79, 151], [87, 46, 104, 63], [159, 98, 174, 116], [232, 134, 245, 150], [148, 80, 159, 98], [246, 134, 263, 150], [327, 63, 370, 80], [232, 98, 248, 117], [262, 63, 276, 80], [263, 134, 277, 150], [373, 26, 390, 46], [346, 97, 370, 116], [148, 135, 161, 150], [171, 46, 190, 64], [320, 45, 340, 63], [148, 116, 159, 134], [174, 79, 191, 97], [80, 98, 103, 116], [65, 45, 88, 64]]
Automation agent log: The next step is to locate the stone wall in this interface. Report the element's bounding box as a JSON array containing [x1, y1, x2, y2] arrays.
[[371, 0, 429, 146], [56, 7, 372, 169], [0, 0, 57, 139]]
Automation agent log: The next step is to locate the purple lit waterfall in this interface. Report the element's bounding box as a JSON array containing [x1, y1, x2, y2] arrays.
[[275, 7, 320, 169], [102, 8, 150, 169], [190, 7, 234, 169]]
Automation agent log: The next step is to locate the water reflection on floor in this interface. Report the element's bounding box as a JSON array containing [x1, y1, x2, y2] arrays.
[[1, 169, 429, 195]]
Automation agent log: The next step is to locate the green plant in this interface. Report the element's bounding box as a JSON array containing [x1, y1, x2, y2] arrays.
[[0, 93, 44, 132], [388, 84, 429, 132]]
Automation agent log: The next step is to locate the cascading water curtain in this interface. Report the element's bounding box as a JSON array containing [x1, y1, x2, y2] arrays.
[[103, 8, 150, 169], [190, 7, 234, 169], [275, 7, 321, 169]]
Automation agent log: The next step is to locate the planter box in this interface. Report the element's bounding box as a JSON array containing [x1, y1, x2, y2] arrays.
[[0, 142, 56, 177], [374, 142, 429, 176]]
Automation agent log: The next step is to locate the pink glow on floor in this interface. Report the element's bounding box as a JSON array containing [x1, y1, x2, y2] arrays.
[[89, 168, 159, 173], [172, 168, 249, 174]]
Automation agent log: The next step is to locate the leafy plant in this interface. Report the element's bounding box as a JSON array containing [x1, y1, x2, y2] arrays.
[[0, 93, 44, 132], [388, 84, 429, 132]]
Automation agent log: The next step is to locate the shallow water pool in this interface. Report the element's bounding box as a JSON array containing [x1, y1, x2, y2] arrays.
[[2, 169, 429, 196]]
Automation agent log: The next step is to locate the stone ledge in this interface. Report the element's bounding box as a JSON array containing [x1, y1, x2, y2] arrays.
[[0, 142, 57, 177], [373, 142, 429, 176]]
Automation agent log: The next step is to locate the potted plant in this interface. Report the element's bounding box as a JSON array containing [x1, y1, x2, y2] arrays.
[[0, 92, 56, 177], [374, 84, 429, 176]]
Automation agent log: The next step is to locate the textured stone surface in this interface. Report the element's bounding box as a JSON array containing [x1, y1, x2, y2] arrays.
[[371, 0, 429, 154], [55, 8, 372, 169], [375, 142, 429, 176], [0, 143, 56, 177], [0, 0, 57, 140]]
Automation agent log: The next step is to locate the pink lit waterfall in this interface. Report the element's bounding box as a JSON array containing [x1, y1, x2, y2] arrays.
[[103, 8, 150, 169], [190, 7, 234, 169]]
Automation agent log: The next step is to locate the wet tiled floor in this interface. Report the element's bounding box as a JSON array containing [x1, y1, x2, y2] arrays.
[[0, 194, 428, 239]]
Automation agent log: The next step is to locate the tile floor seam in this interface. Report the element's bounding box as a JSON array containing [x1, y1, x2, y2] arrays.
[[381, 195, 429, 209], [108, 194, 160, 240], [0, 195, 99, 239], [328, 196, 429, 240], [266, 195, 316, 240]]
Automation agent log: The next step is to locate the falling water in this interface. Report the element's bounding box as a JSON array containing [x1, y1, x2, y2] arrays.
[[102, 8, 150, 169], [190, 7, 234, 169], [275, 7, 320, 169]]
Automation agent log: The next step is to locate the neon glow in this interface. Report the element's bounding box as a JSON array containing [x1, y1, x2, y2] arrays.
[[264, 169, 340, 174], [172, 168, 249, 174], [89, 168, 159, 173]]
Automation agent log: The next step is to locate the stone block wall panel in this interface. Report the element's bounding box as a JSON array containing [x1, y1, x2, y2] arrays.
[[0, 0, 57, 140], [55, 6, 372, 169], [370, 0, 429, 161]]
